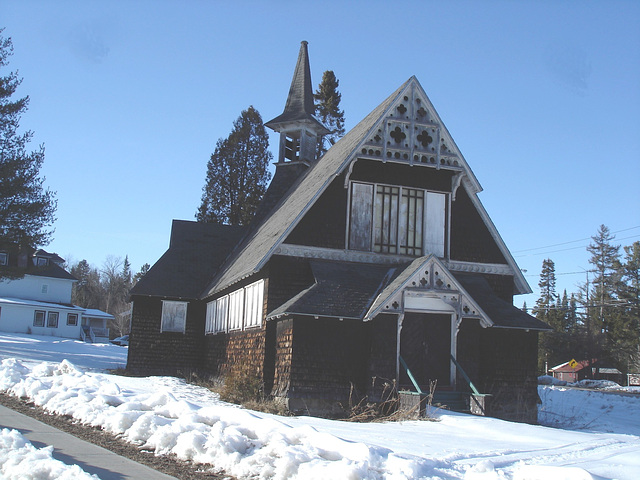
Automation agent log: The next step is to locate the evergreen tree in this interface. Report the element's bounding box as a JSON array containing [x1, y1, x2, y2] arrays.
[[70, 259, 105, 310], [0, 31, 56, 272], [612, 241, 640, 371], [133, 263, 150, 285], [586, 225, 621, 359], [197, 106, 272, 225], [534, 259, 566, 371], [314, 70, 345, 157]]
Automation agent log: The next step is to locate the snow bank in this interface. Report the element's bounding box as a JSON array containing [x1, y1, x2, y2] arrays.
[[0, 427, 98, 479], [0, 358, 440, 479], [0, 354, 636, 480]]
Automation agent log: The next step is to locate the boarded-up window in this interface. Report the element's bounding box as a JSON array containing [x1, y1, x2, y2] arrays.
[[214, 295, 228, 333], [244, 280, 264, 329], [374, 185, 399, 253], [349, 183, 373, 250], [205, 301, 216, 334], [348, 181, 447, 258], [228, 289, 244, 331], [425, 192, 447, 257], [161, 301, 187, 333], [399, 188, 424, 256]]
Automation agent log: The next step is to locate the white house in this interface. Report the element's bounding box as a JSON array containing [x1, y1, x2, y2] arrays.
[[0, 248, 113, 342]]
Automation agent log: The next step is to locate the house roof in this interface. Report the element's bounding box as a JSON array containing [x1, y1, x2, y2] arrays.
[[453, 273, 551, 331], [204, 76, 531, 297], [131, 220, 245, 299], [267, 260, 397, 320], [266, 256, 547, 331], [204, 79, 409, 296], [26, 262, 77, 281]]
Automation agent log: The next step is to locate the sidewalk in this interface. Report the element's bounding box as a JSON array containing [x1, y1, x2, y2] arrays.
[[0, 404, 177, 480]]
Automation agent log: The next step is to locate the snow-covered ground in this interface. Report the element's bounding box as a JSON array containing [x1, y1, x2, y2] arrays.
[[0, 332, 639, 480]]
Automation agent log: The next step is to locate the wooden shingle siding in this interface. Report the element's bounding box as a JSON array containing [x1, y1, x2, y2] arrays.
[[128, 296, 205, 375], [350, 159, 454, 192], [477, 328, 539, 423], [265, 257, 314, 313], [367, 314, 399, 401], [272, 318, 293, 397], [284, 176, 348, 249], [450, 188, 508, 264], [286, 317, 369, 403]]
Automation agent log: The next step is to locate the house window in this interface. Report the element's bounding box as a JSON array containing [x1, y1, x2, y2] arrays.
[[160, 301, 187, 333], [36, 257, 48, 266], [41, 284, 48, 294], [228, 289, 244, 331], [348, 181, 448, 258], [47, 312, 59, 328], [34, 310, 45, 327], [67, 313, 78, 326], [205, 301, 216, 334], [214, 295, 229, 333], [0, 253, 7, 266], [244, 280, 264, 329]]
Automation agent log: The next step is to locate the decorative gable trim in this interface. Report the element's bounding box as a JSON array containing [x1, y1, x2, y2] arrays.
[[364, 255, 492, 328]]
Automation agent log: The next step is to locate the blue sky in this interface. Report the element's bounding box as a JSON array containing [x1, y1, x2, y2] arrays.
[[3, 0, 639, 307]]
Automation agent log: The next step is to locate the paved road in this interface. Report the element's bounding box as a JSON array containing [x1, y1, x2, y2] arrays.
[[0, 404, 177, 480]]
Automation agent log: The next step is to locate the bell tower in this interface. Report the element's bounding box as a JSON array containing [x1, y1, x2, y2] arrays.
[[265, 41, 330, 166]]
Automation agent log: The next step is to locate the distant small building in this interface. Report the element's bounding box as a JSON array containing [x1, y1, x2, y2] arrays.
[[550, 359, 623, 384], [0, 246, 113, 342]]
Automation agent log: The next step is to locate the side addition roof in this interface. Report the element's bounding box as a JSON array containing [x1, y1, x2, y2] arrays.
[[131, 220, 245, 300]]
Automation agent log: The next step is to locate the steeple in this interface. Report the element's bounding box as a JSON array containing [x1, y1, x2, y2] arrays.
[[266, 41, 330, 165]]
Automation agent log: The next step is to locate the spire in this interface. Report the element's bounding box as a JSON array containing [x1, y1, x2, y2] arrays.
[[266, 42, 330, 165], [267, 41, 326, 128], [283, 40, 315, 120]]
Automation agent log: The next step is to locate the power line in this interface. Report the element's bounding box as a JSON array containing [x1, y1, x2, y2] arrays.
[[514, 233, 640, 258], [512, 226, 640, 255]]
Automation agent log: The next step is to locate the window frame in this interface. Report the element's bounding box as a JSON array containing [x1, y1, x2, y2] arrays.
[[0, 252, 7, 266], [67, 313, 78, 326], [33, 310, 46, 327], [160, 300, 188, 333], [347, 180, 449, 258], [243, 280, 265, 330], [47, 311, 59, 328]]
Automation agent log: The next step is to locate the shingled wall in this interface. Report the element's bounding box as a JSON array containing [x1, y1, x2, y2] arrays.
[[127, 296, 205, 376], [477, 326, 539, 423]]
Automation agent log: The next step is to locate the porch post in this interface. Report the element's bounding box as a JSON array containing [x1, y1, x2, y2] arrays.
[[450, 313, 458, 387], [396, 313, 404, 387]]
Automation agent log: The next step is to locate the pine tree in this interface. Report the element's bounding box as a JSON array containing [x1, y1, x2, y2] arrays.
[[197, 106, 272, 225], [0, 31, 56, 268], [133, 263, 150, 285], [534, 259, 566, 371], [314, 70, 345, 157], [587, 225, 620, 353], [611, 241, 640, 371]]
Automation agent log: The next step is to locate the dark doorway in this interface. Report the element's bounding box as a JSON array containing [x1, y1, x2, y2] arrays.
[[400, 313, 451, 390]]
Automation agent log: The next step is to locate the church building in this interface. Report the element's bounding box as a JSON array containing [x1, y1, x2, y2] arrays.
[[128, 42, 549, 423]]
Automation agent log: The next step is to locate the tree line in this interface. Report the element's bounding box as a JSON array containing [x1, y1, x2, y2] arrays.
[[533, 225, 640, 375], [68, 256, 149, 337]]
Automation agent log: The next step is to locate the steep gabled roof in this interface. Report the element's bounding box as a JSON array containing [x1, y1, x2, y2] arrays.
[[131, 220, 245, 299], [205, 77, 531, 296], [203, 79, 409, 296]]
